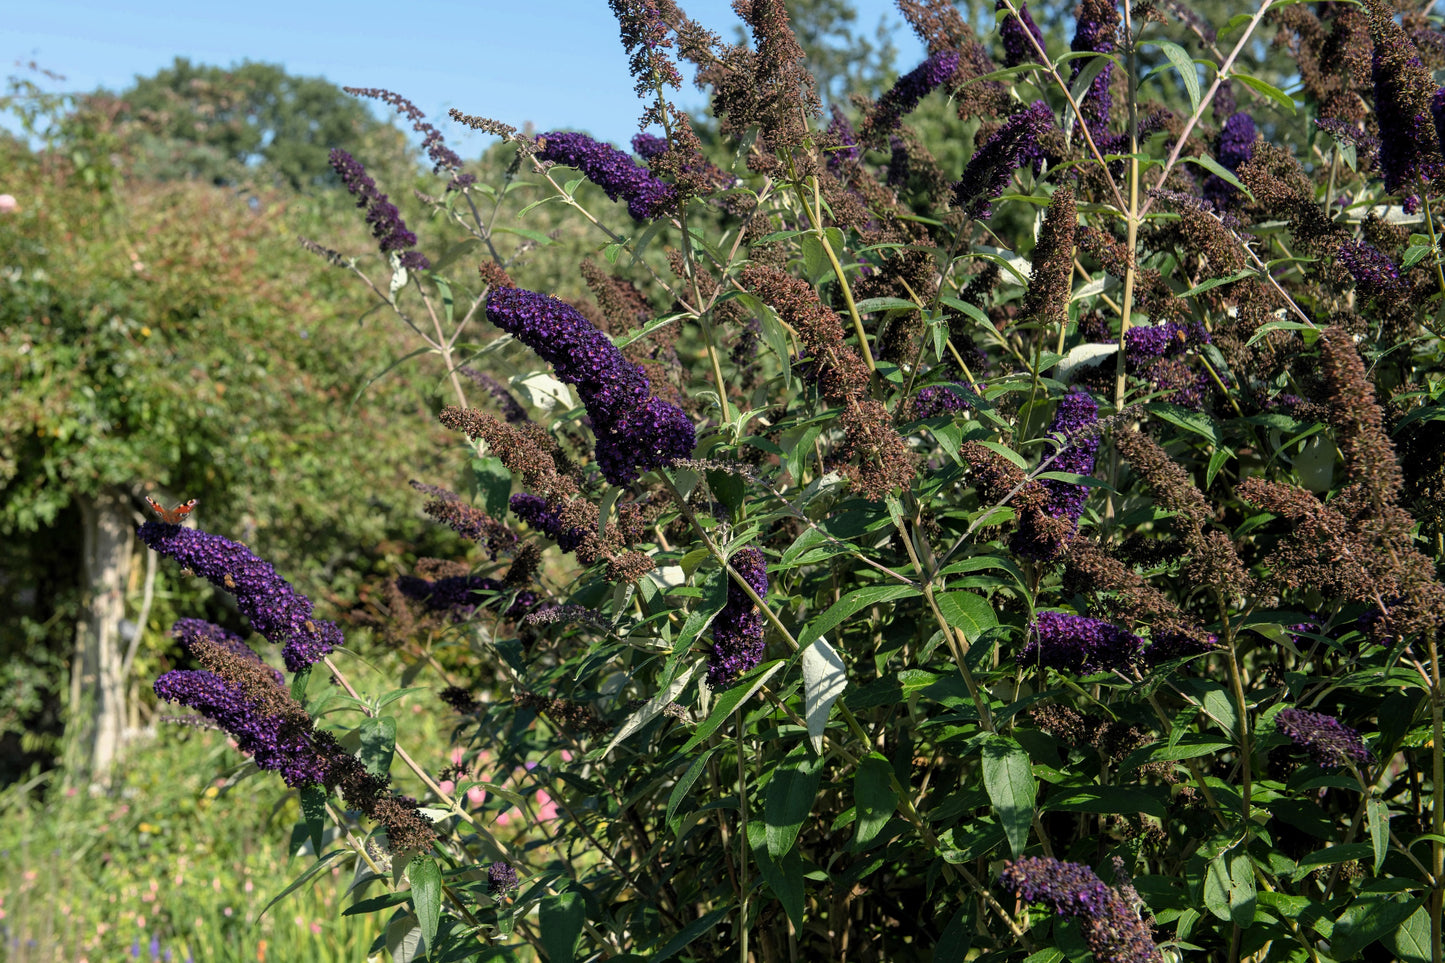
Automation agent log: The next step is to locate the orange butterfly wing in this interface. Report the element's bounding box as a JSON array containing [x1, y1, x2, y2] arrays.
[[146, 496, 197, 524]]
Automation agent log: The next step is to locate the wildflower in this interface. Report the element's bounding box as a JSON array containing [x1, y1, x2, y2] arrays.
[[952, 100, 1054, 219], [171, 619, 282, 686], [327, 149, 429, 270], [0, 194, 16, 213], [825, 105, 861, 174], [137, 524, 340, 672], [537, 131, 678, 221], [395, 574, 537, 621], [409, 480, 517, 558], [1337, 240, 1407, 301], [706, 547, 769, 688], [1275, 707, 1372, 767], [998, 0, 1044, 67], [1022, 611, 1144, 673], [1203, 112, 1256, 207], [1070, 0, 1121, 137], [864, 50, 960, 140], [1021, 185, 1077, 331], [1000, 857, 1163, 963], [485, 286, 695, 484], [342, 87, 465, 177], [488, 862, 520, 897], [1364, 0, 1445, 197], [1011, 388, 1099, 559], [914, 383, 976, 418]]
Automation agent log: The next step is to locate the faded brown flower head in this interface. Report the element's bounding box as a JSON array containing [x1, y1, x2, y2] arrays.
[[1021, 186, 1077, 332]]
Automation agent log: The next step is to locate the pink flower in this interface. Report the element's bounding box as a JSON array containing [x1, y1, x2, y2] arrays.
[[536, 789, 559, 822], [467, 785, 485, 807], [0, 194, 17, 213]]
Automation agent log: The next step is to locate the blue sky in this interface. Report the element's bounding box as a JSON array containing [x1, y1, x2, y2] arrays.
[[8, 0, 924, 155]]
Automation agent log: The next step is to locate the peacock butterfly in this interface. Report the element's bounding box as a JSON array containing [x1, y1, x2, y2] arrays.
[[146, 496, 197, 524]]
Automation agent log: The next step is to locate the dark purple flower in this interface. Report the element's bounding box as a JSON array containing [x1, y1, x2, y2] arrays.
[[953, 101, 1054, 219], [511, 493, 587, 552], [1337, 240, 1407, 300], [1275, 707, 1372, 767], [914, 383, 976, 418], [826, 106, 861, 174], [486, 286, 695, 484], [1070, 0, 1120, 137], [632, 132, 669, 160], [328, 149, 430, 271], [1123, 321, 1206, 363], [998, 1, 1044, 67], [396, 574, 537, 620], [706, 547, 769, 688], [870, 50, 960, 134], [343, 87, 465, 173], [1012, 388, 1099, 559], [1203, 112, 1256, 206], [171, 618, 283, 685], [137, 524, 340, 672], [538, 130, 678, 221], [1000, 857, 1163, 963], [1142, 628, 1218, 664], [1367, 0, 1445, 195], [153, 670, 330, 786], [488, 861, 520, 896], [1022, 610, 1143, 673]]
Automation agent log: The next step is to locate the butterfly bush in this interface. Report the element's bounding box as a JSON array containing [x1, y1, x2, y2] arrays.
[[148, 0, 1445, 959]]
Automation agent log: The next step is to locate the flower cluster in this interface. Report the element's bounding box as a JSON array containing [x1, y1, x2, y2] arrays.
[[826, 105, 861, 174], [1337, 240, 1407, 301], [706, 547, 769, 688], [1011, 388, 1099, 559], [342, 87, 471, 186], [488, 861, 520, 897], [138, 523, 341, 672], [952, 100, 1054, 219], [537, 131, 678, 221], [913, 383, 978, 418], [485, 286, 695, 484], [1070, 0, 1120, 137], [1021, 611, 1144, 673], [327, 149, 430, 270], [395, 573, 538, 621], [511, 493, 585, 551], [1204, 112, 1257, 207], [1364, 0, 1445, 200], [1275, 707, 1372, 767], [1000, 857, 1163, 963], [171, 618, 283, 686], [863, 50, 960, 142], [998, 0, 1044, 67]]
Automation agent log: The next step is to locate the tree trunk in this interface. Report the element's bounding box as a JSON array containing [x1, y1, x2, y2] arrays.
[[66, 489, 134, 789]]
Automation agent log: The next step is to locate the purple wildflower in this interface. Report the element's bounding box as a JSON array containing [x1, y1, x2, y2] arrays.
[[537, 131, 678, 221], [1275, 707, 1372, 768], [632, 132, 669, 160], [327, 149, 430, 271], [1012, 388, 1099, 559], [1022, 611, 1143, 673], [153, 670, 330, 787], [869, 50, 960, 135], [343, 87, 465, 174], [826, 105, 861, 174], [488, 861, 520, 897], [138, 524, 340, 672], [1337, 240, 1407, 300], [1142, 628, 1219, 664], [1367, 0, 1445, 196], [486, 287, 694, 484], [1000, 857, 1163, 963], [1070, 0, 1120, 138], [952, 100, 1053, 219], [171, 618, 283, 686], [396, 574, 537, 620], [1123, 321, 1206, 363], [914, 383, 976, 418], [1203, 112, 1256, 207], [706, 547, 769, 688], [998, 0, 1044, 67]]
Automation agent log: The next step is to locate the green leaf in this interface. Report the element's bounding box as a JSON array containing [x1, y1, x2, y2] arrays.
[[934, 591, 997, 643], [932, 903, 975, 963], [853, 753, 898, 850], [298, 785, 327, 856], [748, 819, 806, 930], [1204, 852, 1255, 925], [1181, 155, 1255, 201], [1180, 270, 1255, 298], [802, 636, 847, 753], [258, 850, 350, 921], [470, 455, 513, 519], [853, 296, 919, 313], [673, 567, 730, 658], [1332, 894, 1422, 960], [981, 735, 1036, 857], [1232, 72, 1297, 115], [357, 716, 396, 779], [678, 661, 784, 753], [765, 741, 826, 859], [1246, 318, 1316, 347], [1400, 244, 1432, 269], [1148, 41, 1201, 114], [1291, 842, 1375, 880], [408, 855, 442, 955], [1044, 785, 1167, 819], [667, 746, 722, 833], [1385, 905, 1434, 962], [1367, 796, 1390, 874], [798, 585, 922, 649], [538, 891, 586, 963], [649, 906, 731, 963]]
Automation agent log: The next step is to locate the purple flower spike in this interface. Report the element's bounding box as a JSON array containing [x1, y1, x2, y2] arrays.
[[538, 130, 678, 221], [153, 670, 331, 787], [137, 524, 340, 672], [870, 50, 960, 134], [328, 149, 430, 271], [486, 286, 695, 484], [1022, 611, 1143, 673], [914, 383, 977, 418], [632, 132, 669, 160], [488, 861, 520, 896], [1337, 240, 1407, 301], [952, 101, 1054, 219], [1276, 707, 1372, 768], [706, 547, 769, 688], [998, 0, 1044, 68], [1000, 857, 1163, 963], [1070, 0, 1121, 137], [171, 619, 283, 686], [1204, 112, 1256, 207], [1012, 388, 1099, 559]]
